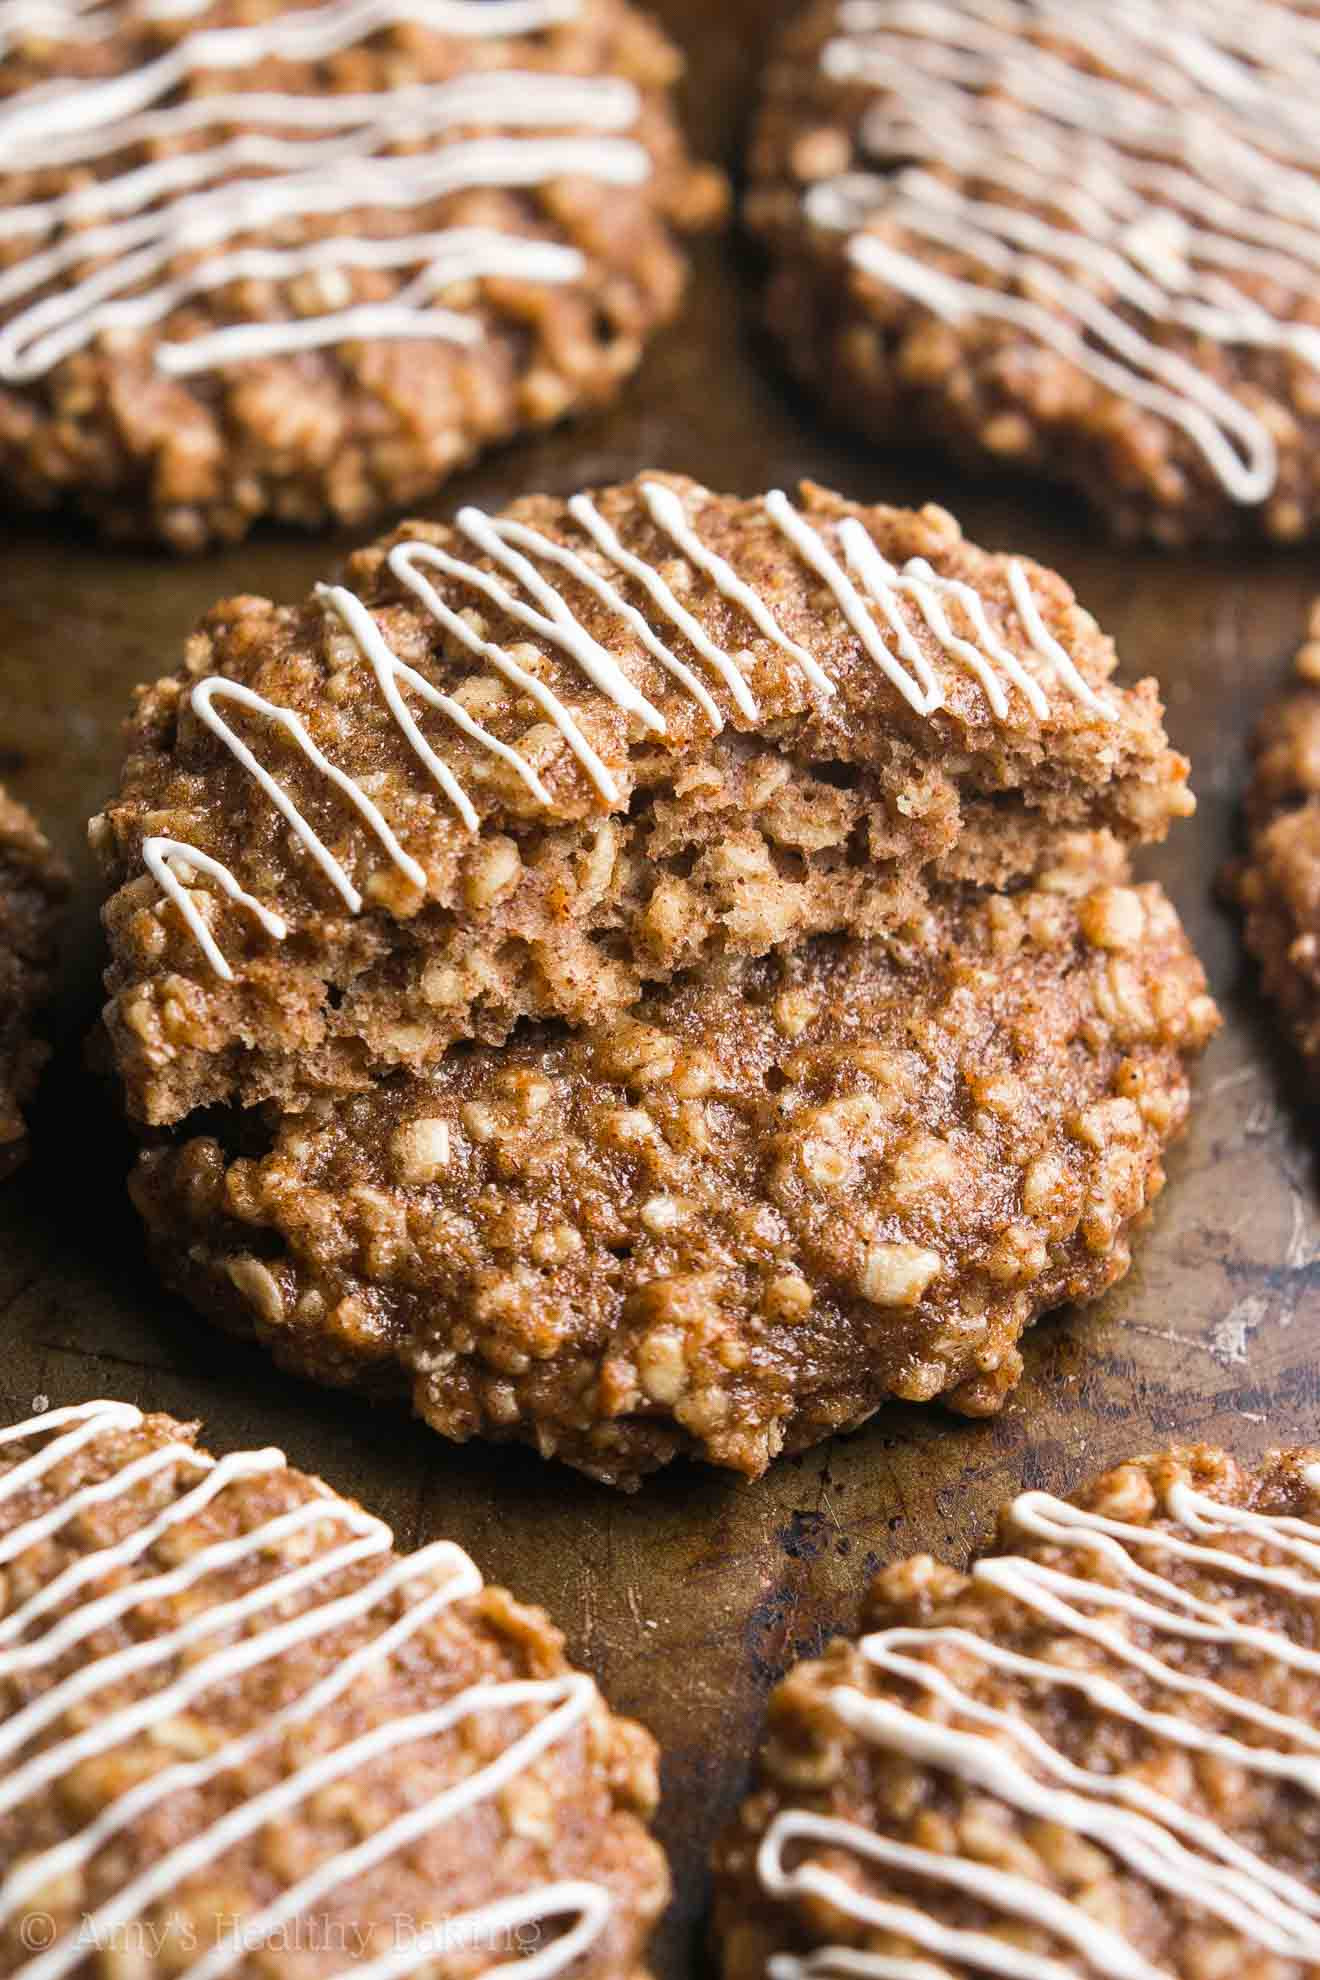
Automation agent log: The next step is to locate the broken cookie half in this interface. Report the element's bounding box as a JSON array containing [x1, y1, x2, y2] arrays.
[[94, 473, 1190, 1125]]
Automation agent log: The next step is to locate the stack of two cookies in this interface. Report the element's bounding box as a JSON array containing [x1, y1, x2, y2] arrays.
[[93, 473, 1217, 1488]]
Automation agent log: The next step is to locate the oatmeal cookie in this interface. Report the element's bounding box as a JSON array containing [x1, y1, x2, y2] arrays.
[[712, 1442, 1320, 1980], [92, 473, 1191, 1125], [0, 1397, 668, 1980], [748, 0, 1320, 545], [0, 786, 67, 1175], [128, 837, 1218, 1488], [0, 0, 721, 550], [1230, 601, 1320, 1083]]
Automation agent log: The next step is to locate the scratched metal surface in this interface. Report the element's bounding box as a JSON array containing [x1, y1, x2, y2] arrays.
[[1, 2, 1319, 1971]]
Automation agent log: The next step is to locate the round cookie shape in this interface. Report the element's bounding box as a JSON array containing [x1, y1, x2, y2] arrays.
[[712, 1442, 1320, 1980], [0, 1397, 668, 1980], [0, 0, 721, 549], [0, 786, 67, 1176], [748, 0, 1320, 545], [129, 837, 1219, 1488], [91, 472, 1192, 1126], [1231, 600, 1320, 1079]]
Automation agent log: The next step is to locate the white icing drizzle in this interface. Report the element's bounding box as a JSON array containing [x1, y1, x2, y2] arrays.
[[344, 1881, 611, 1980], [134, 483, 1107, 977], [317, 578, 554, 829], [0, 1538, 476, 1934], [190, 675, 429, 906], [0, 0, 200, 53], [1, 74, 640, 208], [772, 1954, 947, 1980], [885, 555, 1046, 721], [567, 490, 760, 721], [641, 480, 837, 701], [760, 1468, 1320, 1980], [385, 536, 623, 803], [833, 520, 942, 713], [0, 1434, 279, 1585], [0, 0, 650, 380], [153, 236, 590, 380], [451, 505, 668, 734], [142, 837, 287, 983], [806, 0, 1320, 504], [0, 1396, 140, 1487], [0, 0, 579, 142], [486, 510, 726, 732], [764, 490, 941, 718], [179, 1682, 598, 1980], [0, 1399, 611, 1980], [762, 1809, 1164, 1980], [1005, 563, 1111, 715]]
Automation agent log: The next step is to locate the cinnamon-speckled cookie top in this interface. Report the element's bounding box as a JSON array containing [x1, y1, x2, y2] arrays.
[[0, 785, 67, 1174], [713, 1442, 1320, 1980], [130, 835, 1218, 1487], [0, 0, 721, 549], [748, 0, 1320, 545], [93, 472, 1191, 1125], [0, 1398, 667, 1980]]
